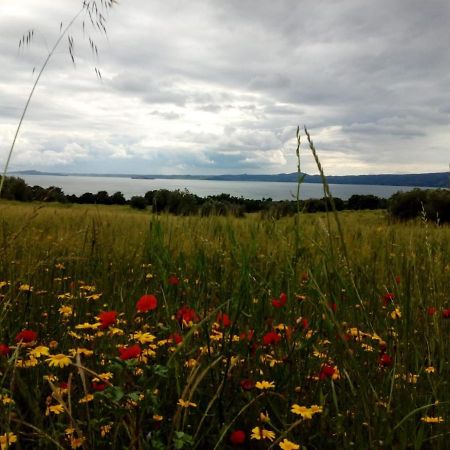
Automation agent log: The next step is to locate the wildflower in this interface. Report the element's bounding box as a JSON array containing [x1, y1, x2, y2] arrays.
[[229, 430, 246, 445], [390, 307, 401, 319], [291, 404, 323, 419], [310, 404, 323, 414], [19, 284, 33, 292], [132, 332, 156, 344], [427, 307, 437, 316], [217, 312, 231, 328], [250, 427, 276, 442], [99, 311, 117, 329], [260, 411, 270, 422], [176, 305, 199, 326], [0, 344, 11, 356], [442, 308, 450, 319], [272, 292, 287, 308], [262, 331, 281, 346], [79, 394, 94, 403], [168, 332, 183, 345], [383, 292, 395, 305], [168, 275, 180, 286], [0, 432, 17, 449], [29, 346, 50, 358], [421, 416, 444, 423], [58, 305, 73, 316], [379, 353, 393, 367], [318, 364, 336, 380], [92, 381, 106, 392], [70, 436, 86, 449], [328, 302, 337, 312], [153, 415, 163, 421], [100, 424, 113, 437], [0, 395, 14, 405], [69, 348, 93, 357], [15, 329, 37, 344], [46, 404, 65, 415], [177, 399, 197, 408], [279, 439, 301, 450], [136, 294, 158, 313], [107, 327, 124, 336], [255, 380, 275, 390], [240, 379, 255, 391], [79, 284, 96, 292], [119, 344, 141, 360], [75, 322, 101, 330], [425, 366, 435, 374], [92, 372, 113, 382], [15, 357, 38, 368], [46, 354, 72, 368]]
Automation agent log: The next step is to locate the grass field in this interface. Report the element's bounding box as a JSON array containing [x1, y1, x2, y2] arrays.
[[0, 201, 449, 449]]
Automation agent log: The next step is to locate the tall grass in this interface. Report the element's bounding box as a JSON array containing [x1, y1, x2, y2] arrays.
[[0, 200, 449, 448]]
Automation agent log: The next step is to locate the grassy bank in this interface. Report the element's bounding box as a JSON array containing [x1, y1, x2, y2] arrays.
[[0, 201, 449, 449]]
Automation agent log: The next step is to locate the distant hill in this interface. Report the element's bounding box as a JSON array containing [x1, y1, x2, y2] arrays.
[[10, 170, 449, 188]]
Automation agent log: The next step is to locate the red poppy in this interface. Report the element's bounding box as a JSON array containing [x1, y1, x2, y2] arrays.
[[319, 364, 336, 380], [379, 353, 393, 367], [229, 430, 246, 445], [99, 311, 117, 329], [383, 293, 395, 305], [176, 305, 199, 325], [262, 331, 281, 346], [300, 318, 309, 330], [442, 308, 450, 319], [240, 379, 255, 391], [328, 302, 337, 312], [15, 329, 37, 343], [0, 344, 10, 356], [271, 292, 287, 308], [119, 344, 141, 360], [92, 382, 107, 391], [427, 307, 437, 316], [217, 312, 231, 328], [136, 294, 158, 313], [239, 329, 254, 341], [395, 275, 401, 285], [168, 332, 183, 345], [168, 275, 180, 286]]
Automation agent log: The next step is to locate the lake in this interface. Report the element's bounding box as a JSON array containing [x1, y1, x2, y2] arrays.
[[19, 174, 420, 201]]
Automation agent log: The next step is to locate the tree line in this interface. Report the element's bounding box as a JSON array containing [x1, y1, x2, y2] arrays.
[[1, 176, 449, 223]]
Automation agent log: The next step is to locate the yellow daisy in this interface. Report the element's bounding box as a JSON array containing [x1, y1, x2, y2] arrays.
[[0, 432, 17, 449], [279, 439, 301, 450], [250, 427, 276, 441], [46, 354, 72, 368], [177, 399, 197, 408], [255, 380, 275, 390], [45, 404, 65, 415]]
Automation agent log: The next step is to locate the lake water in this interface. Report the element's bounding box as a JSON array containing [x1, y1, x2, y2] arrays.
[[19, 174, 419, 201]]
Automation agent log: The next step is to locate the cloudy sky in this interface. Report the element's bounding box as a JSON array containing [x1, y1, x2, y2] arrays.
[[0, 0, 449, 175]]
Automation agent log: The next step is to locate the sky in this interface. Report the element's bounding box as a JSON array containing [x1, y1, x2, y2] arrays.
[[0, 0, 449, 176]]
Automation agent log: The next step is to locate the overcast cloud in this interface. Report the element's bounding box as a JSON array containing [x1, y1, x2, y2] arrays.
[[1, 0, 449, 175]]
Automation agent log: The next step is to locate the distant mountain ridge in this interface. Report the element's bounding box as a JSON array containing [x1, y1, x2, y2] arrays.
[[10, 170, 449, 188]]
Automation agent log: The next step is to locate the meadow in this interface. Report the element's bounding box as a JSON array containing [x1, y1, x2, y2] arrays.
[[0, 201, 449, 449]]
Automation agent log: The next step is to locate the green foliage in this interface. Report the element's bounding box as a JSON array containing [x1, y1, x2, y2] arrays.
[[389, 188, 450, 223]]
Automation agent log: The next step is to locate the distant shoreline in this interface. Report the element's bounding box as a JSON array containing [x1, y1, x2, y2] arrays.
[[9, 170, 449, 188]]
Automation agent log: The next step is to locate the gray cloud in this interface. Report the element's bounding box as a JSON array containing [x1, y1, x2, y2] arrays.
[[1, 0, 449, 176]]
